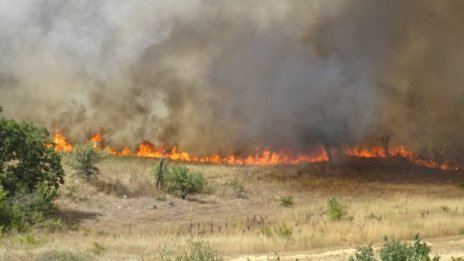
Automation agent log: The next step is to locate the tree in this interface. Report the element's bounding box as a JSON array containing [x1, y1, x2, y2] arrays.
[[0, 118, 65, 230], [0, 119, 64, 196]]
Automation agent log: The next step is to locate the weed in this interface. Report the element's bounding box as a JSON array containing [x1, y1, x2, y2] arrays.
[[260, 226, 273, 238], [327, 197, 344, 221], [16, 233, 47, 246], [274, 224, 292, 239], [160, 240, 222, 261], [280, 196, 294, 208], [228, 179, 247, 198]]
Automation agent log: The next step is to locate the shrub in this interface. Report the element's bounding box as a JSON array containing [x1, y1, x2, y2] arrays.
[[327, 197, 344, 221], [160, 165, 207, 199], [349, 244, 376, 261], [280, 196, 294, 207], [379, 234, 439, 261], [349, 234, 440, 261], [0, 118, 64, 231], [67, 144, 107, 180]]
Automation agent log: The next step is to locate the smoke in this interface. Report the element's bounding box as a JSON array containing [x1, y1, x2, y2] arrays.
[[1, 0, 463, 160]]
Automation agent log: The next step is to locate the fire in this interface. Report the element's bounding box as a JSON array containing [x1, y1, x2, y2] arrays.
[[53, 131, 73, 152], [51, 131, 462, 170]]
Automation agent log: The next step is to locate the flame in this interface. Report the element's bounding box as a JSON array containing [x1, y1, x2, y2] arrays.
[[53, 131, 73, 152], [90, 133, 103, 148], [51, 131, 462, 170]]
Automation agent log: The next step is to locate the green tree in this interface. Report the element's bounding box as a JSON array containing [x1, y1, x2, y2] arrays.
[[0, 119, 64, 195], [0, 118, 65, 231]]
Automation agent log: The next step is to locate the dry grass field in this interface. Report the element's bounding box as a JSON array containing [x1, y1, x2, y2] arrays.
[[1, 156, 464, 260]]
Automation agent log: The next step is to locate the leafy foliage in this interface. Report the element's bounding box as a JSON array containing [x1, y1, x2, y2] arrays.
[[0, 118, 64, 231], [67, 144, 107, 180], [0, 119, 64, 195], [349, 235, 440, 261], [349, 244, 376, 261], [280, 196, 293, 207], [154, 164, 207, 199], [327, 197, 344, 221]]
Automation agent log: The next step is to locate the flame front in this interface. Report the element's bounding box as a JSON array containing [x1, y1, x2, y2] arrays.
[[51, 131, 462, 170], [53, 131, 73, 152]]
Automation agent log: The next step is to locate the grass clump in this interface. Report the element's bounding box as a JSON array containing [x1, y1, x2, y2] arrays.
[[327, 197, 344, 221], [280, 196, 294, 208], [160, 240, 222, 261], [35, 250, 93, 261], [274, 223, 293, 239], [228, 179, 247, 198], [349, 234, 440, 261]]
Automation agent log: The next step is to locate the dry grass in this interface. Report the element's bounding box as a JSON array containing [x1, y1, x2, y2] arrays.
[[1, 156, 464, 260]]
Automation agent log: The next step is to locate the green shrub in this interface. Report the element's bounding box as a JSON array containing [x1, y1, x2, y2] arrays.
[[0, 119, 64, 231], [280, 196, 294, 207], [327, 197, 344, 221], [161, 165, 207, 199], [349, 234, 440, 261], [379, 235, 439, 261], [67, 144, 107, 180], [349, 244, 376, 261], [260, 226, 273, 238]]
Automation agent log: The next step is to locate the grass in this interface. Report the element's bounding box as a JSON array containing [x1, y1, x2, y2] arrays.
[[1, 157, 464, 259]]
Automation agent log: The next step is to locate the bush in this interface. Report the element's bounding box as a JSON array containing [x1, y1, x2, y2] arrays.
[[349, 244, 376, 261], [0, 118, 64, 231], [327, 197, 344, 221], [280, 196, 293, 207], [379, 235, 440, 261], [349, 235, 440, 261], [157, 165, 207, 199], [67, 144, 107, 180]]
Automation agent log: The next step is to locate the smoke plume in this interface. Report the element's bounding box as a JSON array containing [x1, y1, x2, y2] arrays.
[[1, 0, 463, 161]]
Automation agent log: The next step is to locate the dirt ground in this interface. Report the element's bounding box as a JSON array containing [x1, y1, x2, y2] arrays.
[[2, 156, 464, 260]]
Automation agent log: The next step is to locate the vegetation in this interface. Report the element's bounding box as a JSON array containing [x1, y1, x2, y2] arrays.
[[280, 196, 294, 207], [327, 197, 344, 221], [66, 144, 107, 180], [160, 240, 223, 261], [152, 163, 207, 199], [228, 179, 247, 198], [0, 118, 64, 231], [349, 235, 440, 261]]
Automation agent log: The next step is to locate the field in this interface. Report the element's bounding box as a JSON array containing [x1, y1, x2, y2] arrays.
[[2, 156, 464, 260]]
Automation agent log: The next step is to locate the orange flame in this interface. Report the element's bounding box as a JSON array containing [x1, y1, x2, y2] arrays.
[[53, 131, 73, 152], [52, 131, 462, 170]]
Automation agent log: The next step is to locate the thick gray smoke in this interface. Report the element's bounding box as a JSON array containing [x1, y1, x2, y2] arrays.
[[1, 0, 463, 161]]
